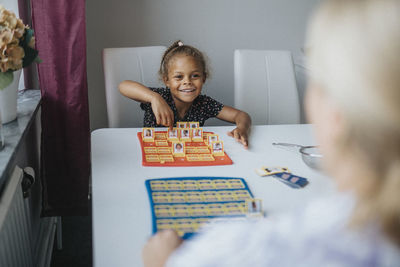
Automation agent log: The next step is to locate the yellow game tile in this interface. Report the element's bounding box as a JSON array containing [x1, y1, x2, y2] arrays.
[[150, 181, 167, 191], [186, 155, 202, 162], [202, 191, 219, 202], [175, 219, 196, 234], [182, 180, 198, 190], [235, 190, 252, 200], [190, 204, 208, 216], [228, 179, 245, 189], [197, 180, 214, 190], [197, 147, 210, 153], [176, 121, 188, 129], [207, 134, 219, 145], [166, 180, 182, 190], [186, 192, 203, 202], [173, 205, 190, 217], [185, 147, 197, 154], [155, 140, 169, 146], [142, 128, 155, 142], [211, 141, 224, 156], [152, 192, 169, 203], [169, 192, 185, 203], [179, 128, 191, 142], [167, 128, 179, 141], [199, 154, 215, 161], [157, 147, 172, 154], [144, 147, 158, 154], [188, 122, 200, 128], [154, 205, 173, 217], [207, 203, 224, 216], [218, 191, 235, 201], [191, 128, 203, 142], [146, 155, 160, 162], [159, 154, 174, 162], [156, 219, 175, 230], [155, 133, 166, 139], [172, 141, 185, 157], [213, 179, 229, 189]]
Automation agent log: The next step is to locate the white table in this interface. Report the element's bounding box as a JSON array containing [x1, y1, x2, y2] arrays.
[[91, 125, 335, 267]]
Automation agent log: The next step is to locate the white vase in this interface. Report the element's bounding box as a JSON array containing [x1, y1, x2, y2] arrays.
[[0, 69, 22, 124]]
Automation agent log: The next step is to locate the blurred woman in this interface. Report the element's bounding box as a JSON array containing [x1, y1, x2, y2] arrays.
[[142, 1, 400, 266]]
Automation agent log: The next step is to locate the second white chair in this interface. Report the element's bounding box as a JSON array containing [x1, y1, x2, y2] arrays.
[[234, 49, 300, 125]]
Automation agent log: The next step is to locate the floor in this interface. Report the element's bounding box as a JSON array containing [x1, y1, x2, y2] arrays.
[[50, 215, 93, 267]]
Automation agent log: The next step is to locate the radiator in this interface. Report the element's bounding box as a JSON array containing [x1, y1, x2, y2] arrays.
[[0, 166, 34, 267]]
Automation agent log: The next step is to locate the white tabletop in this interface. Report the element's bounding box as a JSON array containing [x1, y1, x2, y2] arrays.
[[91, 125, 336, 267]]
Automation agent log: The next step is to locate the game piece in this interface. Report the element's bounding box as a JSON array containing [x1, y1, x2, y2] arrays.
[[138, 122, 233, 166], [180, 128, 191, 142], [172, 141, 185, 157], [191, 128, 203, 142], [211, 141, 224, 156], [167, 128, 179, 141], [146, 177, 255, 239], [189, 121, 199, 128], [255, 166, 290, 176], [246, 198, 264, 218], [207, 134, 219, 145], [142, 128, 155, 142], [177, 121, 188, 128]]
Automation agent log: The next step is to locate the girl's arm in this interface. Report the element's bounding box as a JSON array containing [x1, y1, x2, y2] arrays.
[[216, 106, 252, 148], [119, 80, 174, 128]]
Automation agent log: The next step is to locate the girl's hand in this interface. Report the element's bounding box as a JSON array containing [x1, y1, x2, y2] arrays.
[[228, 126, 249, 149], [151, 95, 174, 129], [142, 229, 183, 267]]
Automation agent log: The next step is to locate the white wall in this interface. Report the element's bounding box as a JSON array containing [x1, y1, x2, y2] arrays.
[[86, 0, 320, 130]]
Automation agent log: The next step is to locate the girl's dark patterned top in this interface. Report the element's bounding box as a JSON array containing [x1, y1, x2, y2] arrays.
[[140, 87, 224, 127]]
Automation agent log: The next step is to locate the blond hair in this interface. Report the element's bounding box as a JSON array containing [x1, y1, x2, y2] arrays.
[[306, 0, 400, 245]]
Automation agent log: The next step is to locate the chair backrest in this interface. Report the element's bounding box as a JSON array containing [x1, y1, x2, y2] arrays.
[[102, 46, 166, 128], [234, 49, 300, 125]]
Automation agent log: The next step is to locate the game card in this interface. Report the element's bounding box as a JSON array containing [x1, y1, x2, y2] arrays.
[[142, 128, 155, 142], [191, 128, 203, 142], [246, 198, 263, 218], [255, 166, 290, 177], [180, 128, 191, 142], [207, 134, 219, 145], [172, 141, 185, 157], [167, 128, 179, 141], [189, 121, 200, 128], [177, 121, 188, 128], [211, 141, 224, 156]]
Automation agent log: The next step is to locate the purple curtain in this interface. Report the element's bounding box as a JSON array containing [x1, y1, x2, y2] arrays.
[[31, 0, 90, 216]]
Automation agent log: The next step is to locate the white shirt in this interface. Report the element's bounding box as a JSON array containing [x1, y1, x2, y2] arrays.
[[167, 193, 400, 267]]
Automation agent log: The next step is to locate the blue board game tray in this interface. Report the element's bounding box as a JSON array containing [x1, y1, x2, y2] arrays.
[[145, 177, 254, 239]]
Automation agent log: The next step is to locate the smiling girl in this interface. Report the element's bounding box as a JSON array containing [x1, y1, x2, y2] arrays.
[[119, 41, 251, 148]]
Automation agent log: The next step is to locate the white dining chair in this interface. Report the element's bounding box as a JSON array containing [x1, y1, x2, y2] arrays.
[[234, 49, 300, 125], [102, 46, 166, 128]]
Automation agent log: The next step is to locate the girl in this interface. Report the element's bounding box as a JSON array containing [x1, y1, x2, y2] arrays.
[[142, 0, 400, 266], [119, 41, 251, 148]]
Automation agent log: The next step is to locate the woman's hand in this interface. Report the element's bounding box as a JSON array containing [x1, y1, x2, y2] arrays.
[[151, 95, 174, 129], [142, 229, 183, 267], [228, 126, 250, 149]]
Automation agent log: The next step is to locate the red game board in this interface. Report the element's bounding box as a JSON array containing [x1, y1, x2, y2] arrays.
[[137, 131, 233, 167]]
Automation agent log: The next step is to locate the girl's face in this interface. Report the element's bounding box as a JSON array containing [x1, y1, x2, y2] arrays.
[[164, 54, 205, 105]]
